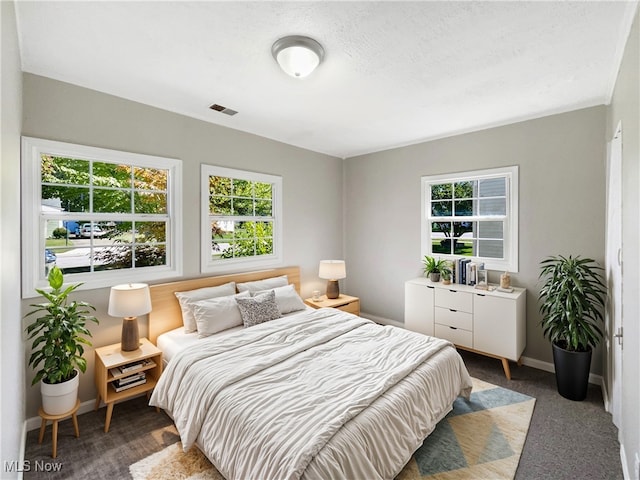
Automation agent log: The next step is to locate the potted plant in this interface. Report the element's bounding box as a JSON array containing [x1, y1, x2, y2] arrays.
[[25, 266, 98, 414], [422, 255, 451, 283], [538, 255, 606, 401]]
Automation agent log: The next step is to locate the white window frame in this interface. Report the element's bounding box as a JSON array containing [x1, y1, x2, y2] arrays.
[[421, 165, 519, 272], [21, 137, 183, 297], [201, 165, 283, 273]]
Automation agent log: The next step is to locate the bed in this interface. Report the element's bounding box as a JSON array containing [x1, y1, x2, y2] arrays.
[[148, 267, 472, 480]]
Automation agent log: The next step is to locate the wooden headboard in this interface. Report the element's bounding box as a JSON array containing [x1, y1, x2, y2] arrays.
[[148, 266, 300, 345]]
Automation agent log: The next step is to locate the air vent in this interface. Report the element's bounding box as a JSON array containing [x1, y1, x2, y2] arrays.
[[209, 103, 238, 116]]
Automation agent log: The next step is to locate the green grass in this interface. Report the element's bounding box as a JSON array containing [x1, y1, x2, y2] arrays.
[[45, 238, 77, 253]]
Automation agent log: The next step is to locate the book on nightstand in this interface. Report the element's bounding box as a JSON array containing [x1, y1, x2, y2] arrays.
[[112, 372, 147, 392], [112, 375, 147, 392]]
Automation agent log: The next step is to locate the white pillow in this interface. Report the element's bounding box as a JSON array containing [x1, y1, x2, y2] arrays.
[[174, 282, 236, 333], [192, 291, 250, 338], [236, 275, 288, 294], [254, 284, 306, 314]]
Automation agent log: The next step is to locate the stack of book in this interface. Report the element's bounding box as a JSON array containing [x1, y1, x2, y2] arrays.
[[452, 259, 485, 286], [111, 371, 147, 392]]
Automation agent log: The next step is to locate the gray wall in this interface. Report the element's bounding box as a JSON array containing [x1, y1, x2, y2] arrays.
[[21, 74, 344, 418], [344, 106, 607, 372], [1, 1, 26, 473], [607, 7, 639, 477]]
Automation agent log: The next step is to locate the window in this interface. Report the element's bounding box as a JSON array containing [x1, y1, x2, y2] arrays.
[[22, 137, 183, 297], [201, 165, 282, 273], [422, 166, 518, 272]]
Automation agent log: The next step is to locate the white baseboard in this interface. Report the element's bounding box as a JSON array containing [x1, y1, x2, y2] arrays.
[[620, 443, 630, 480], [364, 313, 604, 386]]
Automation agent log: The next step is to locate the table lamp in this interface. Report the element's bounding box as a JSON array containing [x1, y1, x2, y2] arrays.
[[319, 260, 346, 299], [108, 283, 151, 351]]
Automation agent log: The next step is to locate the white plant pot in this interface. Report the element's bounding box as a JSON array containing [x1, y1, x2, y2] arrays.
[[41, 371, 79, 415]]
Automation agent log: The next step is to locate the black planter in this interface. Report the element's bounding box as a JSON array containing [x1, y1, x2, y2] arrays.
[[552, 343, 592, 401]]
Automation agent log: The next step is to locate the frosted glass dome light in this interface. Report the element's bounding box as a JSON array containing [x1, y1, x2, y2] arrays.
[[272, 35, 324, 78]]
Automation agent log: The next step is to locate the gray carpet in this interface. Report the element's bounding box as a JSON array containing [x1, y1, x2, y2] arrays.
[[23, 350, 622, 479]]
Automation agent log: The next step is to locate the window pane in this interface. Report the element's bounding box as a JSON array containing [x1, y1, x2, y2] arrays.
[[479, 198, 506, 215], [93, 162, 131, 188], [135, 221, 166, 242], [41, 155, 90, 185], [455, 239, 476, 256], [479, 177, 505, 197], [478, 221, 503, 239], [210, 176, 231, 196], [134, 167, 167, 191], [431, 183, 452, 200], [454, 200, 473, 216], [454, 181, 474, 199], [478, 239, 503, 258], [431, 239, 452, 255], [431, 221, 452, 235], [210, 195, 231, 215], [94, 188, 130, 213], [431, 201, 452, 216], [255, 199, 272, 216], [42, 186, 90, 213], [134, 244, 166, 267], [233, 198, 252, 216], [233, 179, 252, 198], [254, 182, 273, 199], [134, 192, 167, 214], [453, 221, 474, 239]]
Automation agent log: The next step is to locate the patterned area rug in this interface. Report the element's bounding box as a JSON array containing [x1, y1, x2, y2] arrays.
[[130, 378, 535, 480]]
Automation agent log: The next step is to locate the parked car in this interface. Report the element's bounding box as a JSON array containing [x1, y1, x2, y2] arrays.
[[45, 249, 57, 274], [79, 223, 107, 238]]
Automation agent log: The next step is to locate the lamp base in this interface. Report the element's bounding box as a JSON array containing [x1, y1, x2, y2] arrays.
[[326, 280, 340, 299], [121, 317, 140, 351]]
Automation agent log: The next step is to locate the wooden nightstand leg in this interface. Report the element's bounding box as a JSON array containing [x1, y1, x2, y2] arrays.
[[51, 420, 58, 459], [38, 418, 47, 444], [94, 394, 101, 411], [72, 413, 80, 438], [501, 358, 512, 380], [104, 402, 114, 433], [517, 356, 523, 366]]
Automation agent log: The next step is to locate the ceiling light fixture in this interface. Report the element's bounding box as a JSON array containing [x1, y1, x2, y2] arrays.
[[271, 35, 324, 78]]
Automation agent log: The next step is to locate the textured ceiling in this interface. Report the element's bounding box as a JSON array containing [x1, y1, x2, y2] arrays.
[[15, 1, 638, 158]]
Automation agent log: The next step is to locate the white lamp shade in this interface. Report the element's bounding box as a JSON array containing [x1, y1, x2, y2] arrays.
[[108, 283, 152, 318], [319, 260, 346, 280]]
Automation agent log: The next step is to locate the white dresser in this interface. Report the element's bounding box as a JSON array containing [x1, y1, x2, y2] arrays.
[[405, 277, 526, 379]]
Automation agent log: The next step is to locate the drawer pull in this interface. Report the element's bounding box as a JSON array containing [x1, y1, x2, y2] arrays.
[[449, 309, 457, 312], [449, 326, 457, 330], [476, 293, 486, 297], [427, 286, 435, 289], [449, 289, 457, 293]]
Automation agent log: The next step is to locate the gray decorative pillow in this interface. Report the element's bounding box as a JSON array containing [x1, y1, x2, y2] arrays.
[[236, 290, 282, 327]]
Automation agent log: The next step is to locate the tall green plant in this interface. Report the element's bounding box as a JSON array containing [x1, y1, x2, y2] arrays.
[[25, 267, 98, 385], [538, 255, 606, 352]]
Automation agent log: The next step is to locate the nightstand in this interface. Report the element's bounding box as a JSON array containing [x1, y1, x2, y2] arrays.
[[94, 338, 162, 432], [304, 294, 360, 316]]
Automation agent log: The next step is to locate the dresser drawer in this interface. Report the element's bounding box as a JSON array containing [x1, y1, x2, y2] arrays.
[[435, 323, 473, 349], [435, 288, 473, 313], [434, 307, 473, 331]]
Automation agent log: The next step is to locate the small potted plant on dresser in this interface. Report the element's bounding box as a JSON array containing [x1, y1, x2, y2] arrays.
[[422, 255, 451, 283], [25, 266, 99, 414], [538, 255, 606, 401]]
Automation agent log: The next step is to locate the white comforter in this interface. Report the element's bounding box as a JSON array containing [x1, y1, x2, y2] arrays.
[[150, 308, 472, 480]]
